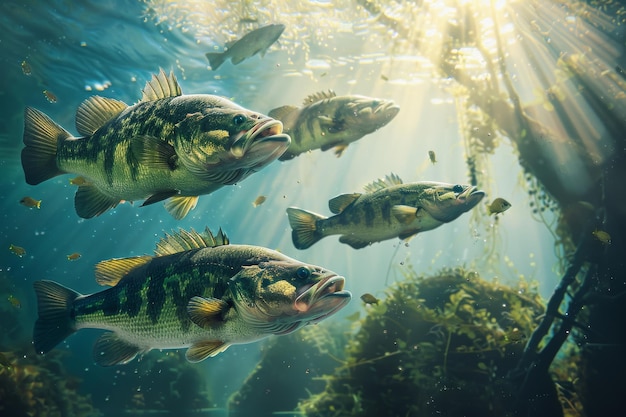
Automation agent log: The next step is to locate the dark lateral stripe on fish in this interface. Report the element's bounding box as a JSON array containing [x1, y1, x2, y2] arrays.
[[380, 198, 393, 223], [146, 273, 167, 324], [167, 279, 192, 332], [363, 203, 376, 228]]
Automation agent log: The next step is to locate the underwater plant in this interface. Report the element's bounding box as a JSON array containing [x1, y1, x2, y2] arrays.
[[298, 267, 564, 417], [0, 349, 97, 417]]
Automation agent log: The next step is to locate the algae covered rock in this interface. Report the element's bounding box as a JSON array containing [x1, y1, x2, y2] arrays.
[[299, 267, 560, 417]]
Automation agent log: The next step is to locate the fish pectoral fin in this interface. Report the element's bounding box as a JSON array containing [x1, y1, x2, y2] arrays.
[[74, 184, 120, 219], [339, 235, 371, 249], [186, 340, 230, 362], [93, 332, 144, 367], [95, 256, 153, 286], [164, 196, 199, 220], [187, 296, 230, 329], [76, 96, 128, 136], [391, 205, 420, 224], [141, 68, 182, 102], [130, 136, 178, 170], [328, 193, 361, 214], [142, 190, 179, 207]]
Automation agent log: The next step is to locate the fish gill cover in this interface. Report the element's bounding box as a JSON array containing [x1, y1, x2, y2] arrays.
[[1, 0, 625, 416]]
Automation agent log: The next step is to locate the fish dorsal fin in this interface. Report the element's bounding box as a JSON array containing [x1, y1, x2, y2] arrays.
[[268, 105, 298, 121], [141, 69, 182, 102], [187, 296, 230, 329], [76, 96, 128, 136], [186, 340, 230, 362], [95, 256, 153, 286], [363, 173, 404, 193], [303, 90, 336, 105], [154, 227, 230, 256], [328, 193, 361, 214]]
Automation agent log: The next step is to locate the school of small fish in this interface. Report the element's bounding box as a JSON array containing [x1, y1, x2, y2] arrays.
[[14, 21, 512, 366]]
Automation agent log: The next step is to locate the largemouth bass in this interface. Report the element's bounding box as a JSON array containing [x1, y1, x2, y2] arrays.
[[206, 23, 285, 70], [33, 228, 350, 366], [268, 91, 399, 160], [287, 173, 484, 249], [21, 69, 290, 219]]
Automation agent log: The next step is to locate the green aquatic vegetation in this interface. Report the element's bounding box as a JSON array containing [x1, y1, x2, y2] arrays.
[[299, 267, 563, 417], [0, 350, 97, 417]]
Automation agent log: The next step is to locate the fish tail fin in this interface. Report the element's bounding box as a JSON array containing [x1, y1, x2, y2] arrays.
[[33, 280, 81, 354], [21, 107, 70, 185], [205, 52, 226, 70], [286, 207, 327, 249]]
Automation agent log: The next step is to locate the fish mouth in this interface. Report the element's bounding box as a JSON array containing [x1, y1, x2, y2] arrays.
[[294, 275, 351, 323], [460, 186, 485, 206], [429, 186, 485, 222], [231, 118, 290, 159]]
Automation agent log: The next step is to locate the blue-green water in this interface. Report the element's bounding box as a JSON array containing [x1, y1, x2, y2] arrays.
[[1, 1, 624, 416]]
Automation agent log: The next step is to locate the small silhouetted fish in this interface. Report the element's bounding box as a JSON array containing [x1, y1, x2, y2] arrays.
[[43, 90, 57, 103], [253, 195, 267, 207], [206, 24, 285, 70], [592, 229, 611, 245], [487, 198, 511, 215], [21, 60, 32, 76], [9, 244, 26, 257], [20, 196, 41, 209], [428, 150, 437, 164], [67, 252, 81, 261], [360, 293, 379, 305], [8, 295, 21, 309]]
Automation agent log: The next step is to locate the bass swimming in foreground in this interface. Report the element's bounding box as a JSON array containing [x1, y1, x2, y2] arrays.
[[33, 228, 350, 366], [21, 69, 290, 219], [287, 173, 484, 249]]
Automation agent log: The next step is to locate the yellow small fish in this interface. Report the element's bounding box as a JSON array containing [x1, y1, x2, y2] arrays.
[[9, 244, 26, 257], [428, 150, 437, 164], [19, 196, 41, 209], [360, 293, 380, 305], [252, 195, 267, 207], [67, 252, 82, 261], [43, 89, 57, 103], [487, 198, 511, 215], [69, 176, 89, 186], [21, 60, 32, 76], [592, 229, 611, 245], [8, 295, 21, 309]]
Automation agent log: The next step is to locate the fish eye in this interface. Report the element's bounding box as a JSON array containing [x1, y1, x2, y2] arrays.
[[233, 114, 246, 126], [452, 185, 464, 193], [295, 266, 312, 280]]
